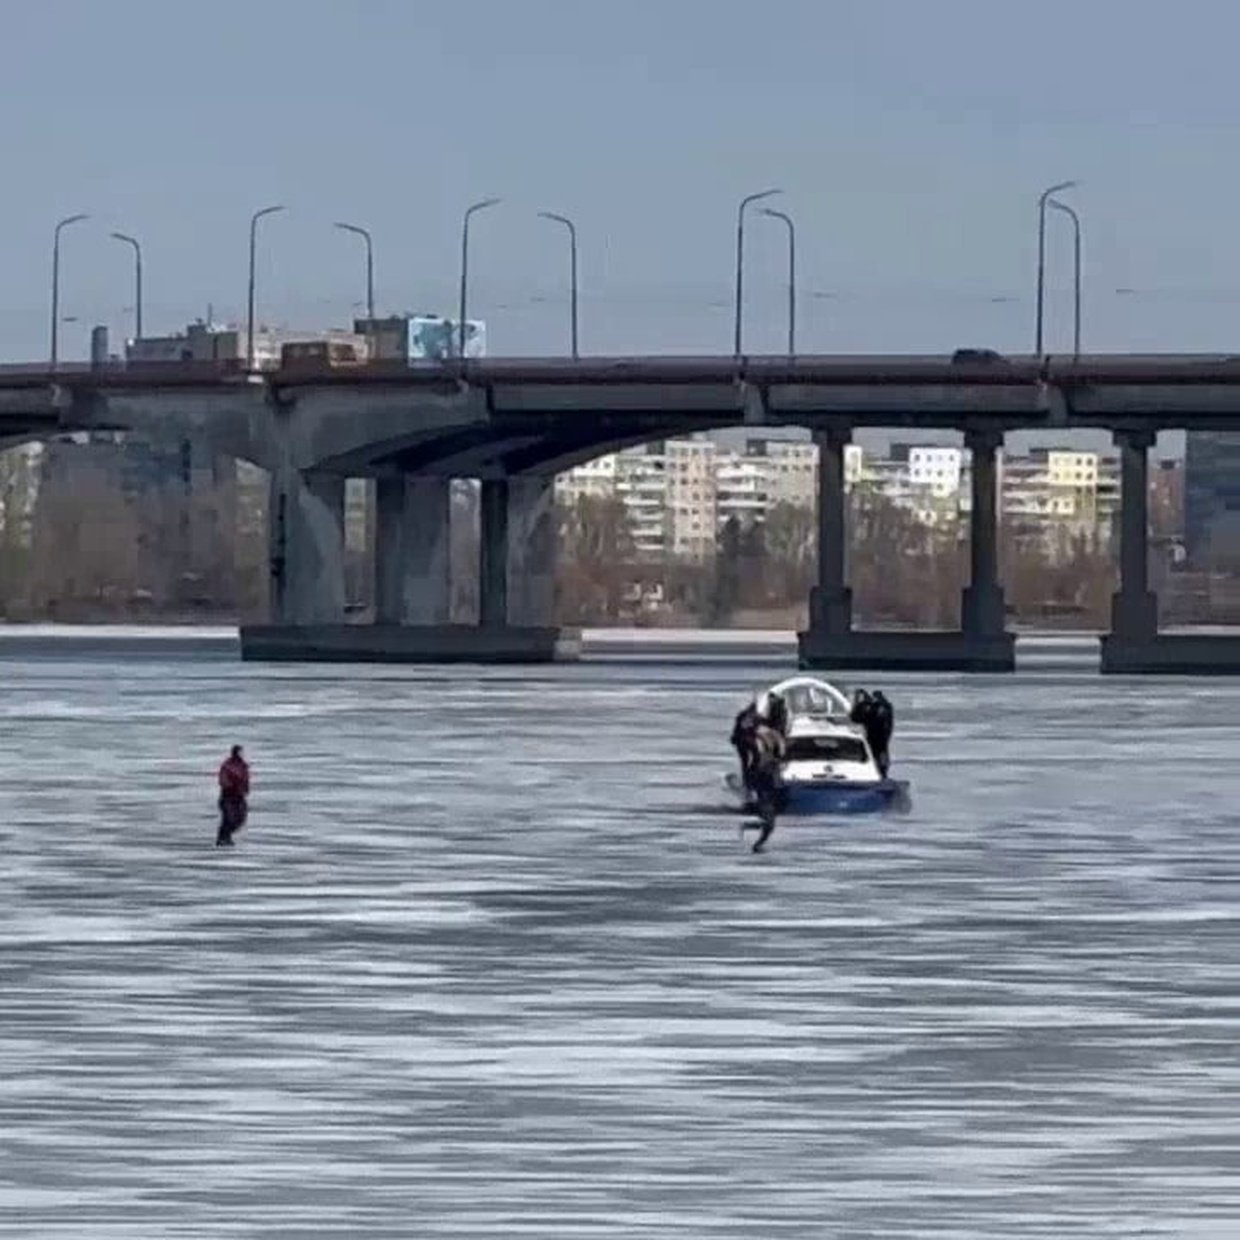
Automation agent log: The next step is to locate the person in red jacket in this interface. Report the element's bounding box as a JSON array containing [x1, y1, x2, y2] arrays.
[[216, 745, 251, 847]]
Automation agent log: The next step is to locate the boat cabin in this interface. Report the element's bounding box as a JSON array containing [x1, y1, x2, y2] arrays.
[[766, 676, 853, 722]]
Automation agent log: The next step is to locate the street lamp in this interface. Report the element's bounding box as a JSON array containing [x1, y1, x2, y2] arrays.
[[111, 232, 143, 342], [1035, 180, 1077, 353], [1048, 198, 1082, 359], [247, 204, 286, 369], [50, 213, 88, 368], [334, 221, 374, 321], [760, 207, 796, 357], [538, 211, 578, 359], [459, 197, 500, 360], [734, 188, 781, 357]]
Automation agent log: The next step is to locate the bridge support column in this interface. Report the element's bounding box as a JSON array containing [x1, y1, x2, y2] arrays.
[[480, 476, 562, 627], [506, 476, 557, 627], [961, 429, 1012, 653], [1099, 429, 1166, 671], [266, 468, 346, 626], [374, 476, 451, 625], [808, 427, 853, 636], [1110, 428, 1159, 642], [479, 478, 509, 627]]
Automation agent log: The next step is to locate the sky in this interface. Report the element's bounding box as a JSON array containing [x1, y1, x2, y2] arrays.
[[5, 0, 1240, 372]]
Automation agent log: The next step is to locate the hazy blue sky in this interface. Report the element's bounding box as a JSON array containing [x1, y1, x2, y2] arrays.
[[5, 0, 1240, 361]]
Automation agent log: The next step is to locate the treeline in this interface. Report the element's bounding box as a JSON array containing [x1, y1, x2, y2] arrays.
[[0, 463, 258, 621], [554, 492, 1124, 628], [0, 448, 1195, 628]]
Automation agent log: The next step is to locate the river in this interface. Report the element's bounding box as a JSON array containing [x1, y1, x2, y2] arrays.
[[1, 650, 1237, 1236]]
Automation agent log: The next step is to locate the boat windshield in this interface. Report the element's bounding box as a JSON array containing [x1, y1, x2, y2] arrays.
[[785, 735, 869, 764], [781, 682, 846, 719]]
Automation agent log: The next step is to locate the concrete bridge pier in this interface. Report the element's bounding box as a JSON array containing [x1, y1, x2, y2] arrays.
[[798, 425, 1016, 672], [479, 477, 557, 627], [374, 476, 452, 625], [804, 426, 853, 639], [242, 471, 578, 664], [958, 428, 1017, 669], [266, 468, 347, 625], [1099, 428, 1240, 672], [473, 476, 577, 659]]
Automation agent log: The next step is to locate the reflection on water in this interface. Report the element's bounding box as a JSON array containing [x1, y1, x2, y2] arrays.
[[1, 658, 1238, 1236]]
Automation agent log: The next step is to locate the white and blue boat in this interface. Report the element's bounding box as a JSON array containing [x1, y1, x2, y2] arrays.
[[726, 676, 912, 816]]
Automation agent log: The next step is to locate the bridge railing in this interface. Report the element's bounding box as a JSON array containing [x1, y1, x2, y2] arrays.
[[3, 352, 1240, 388]]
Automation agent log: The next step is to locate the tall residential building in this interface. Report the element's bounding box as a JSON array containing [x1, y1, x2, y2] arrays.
[[666, 439, 716, 560], [865, 443, 965, 526], [555, 453, 618, 505], [715, 452, 768, 529], [615, 444, 669, 556], [1001, 448, 1117, 553], [908, 446, 964, 496], [746, 439, 819, 509]]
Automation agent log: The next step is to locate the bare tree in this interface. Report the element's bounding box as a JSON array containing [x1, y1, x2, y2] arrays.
[[556, 493, 638, 623], [0, 446, 37, 617]]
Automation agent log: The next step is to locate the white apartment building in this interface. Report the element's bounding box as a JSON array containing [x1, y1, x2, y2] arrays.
[[554, 435, 1124, 561], [1000, 448, 1119, 553], [666, 439, 716, 560], [615, 445, 669, 557], [555, 454, 618, 504], [908, 447, 964, 497], [715, 453, 768, 529], [555, 447, 668, 557], [756, 441, 817, 509]]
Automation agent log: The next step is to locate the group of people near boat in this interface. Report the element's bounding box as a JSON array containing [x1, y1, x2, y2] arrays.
[[850, 688, 894, 779], [729, 684, 896, 852]]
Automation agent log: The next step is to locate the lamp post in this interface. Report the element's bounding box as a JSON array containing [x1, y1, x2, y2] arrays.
[[538, 211, 578, 359], [247, 204, 285, 369], [1047, 198, 1082, 359], [51, 213, 88, 368], [334, 221, 374, 321], [1035, 180, 1077, 353], [760, 207, 796, 357], [110, 232, 143, 342], [1051, 195, 1081, 357], [734, 188, 781, 358], [459, 197, 500, 360]]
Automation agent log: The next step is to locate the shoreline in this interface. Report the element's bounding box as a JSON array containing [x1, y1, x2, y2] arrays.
[[1, 622, 1236, 672], [6, 622, 1232, 663]]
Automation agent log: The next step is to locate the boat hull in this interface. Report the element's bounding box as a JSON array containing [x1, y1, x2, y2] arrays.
[[726, 773, 911, 816]]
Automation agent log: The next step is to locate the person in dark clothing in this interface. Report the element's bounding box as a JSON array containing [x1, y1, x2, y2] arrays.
[[216, 745, 251, 847], [740, 722, 785, 852], [850, 688, 892, 779], [869, 691, 894, 779], [730, 701, 760, 789], [849, 688, 872, 728], [765, 691, 789, 737]]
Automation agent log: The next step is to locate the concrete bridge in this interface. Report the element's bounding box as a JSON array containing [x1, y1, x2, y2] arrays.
[[3, 351, 1240, 672]]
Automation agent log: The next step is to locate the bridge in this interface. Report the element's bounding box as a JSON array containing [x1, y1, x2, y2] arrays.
[[3, 351, 1240, 673]]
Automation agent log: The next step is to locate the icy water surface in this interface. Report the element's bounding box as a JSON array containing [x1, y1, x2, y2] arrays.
[[1, 656, 1238, 1237]]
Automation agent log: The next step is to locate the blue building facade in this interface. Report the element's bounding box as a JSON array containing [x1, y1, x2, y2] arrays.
[[1185, 431, 1240, 564]]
